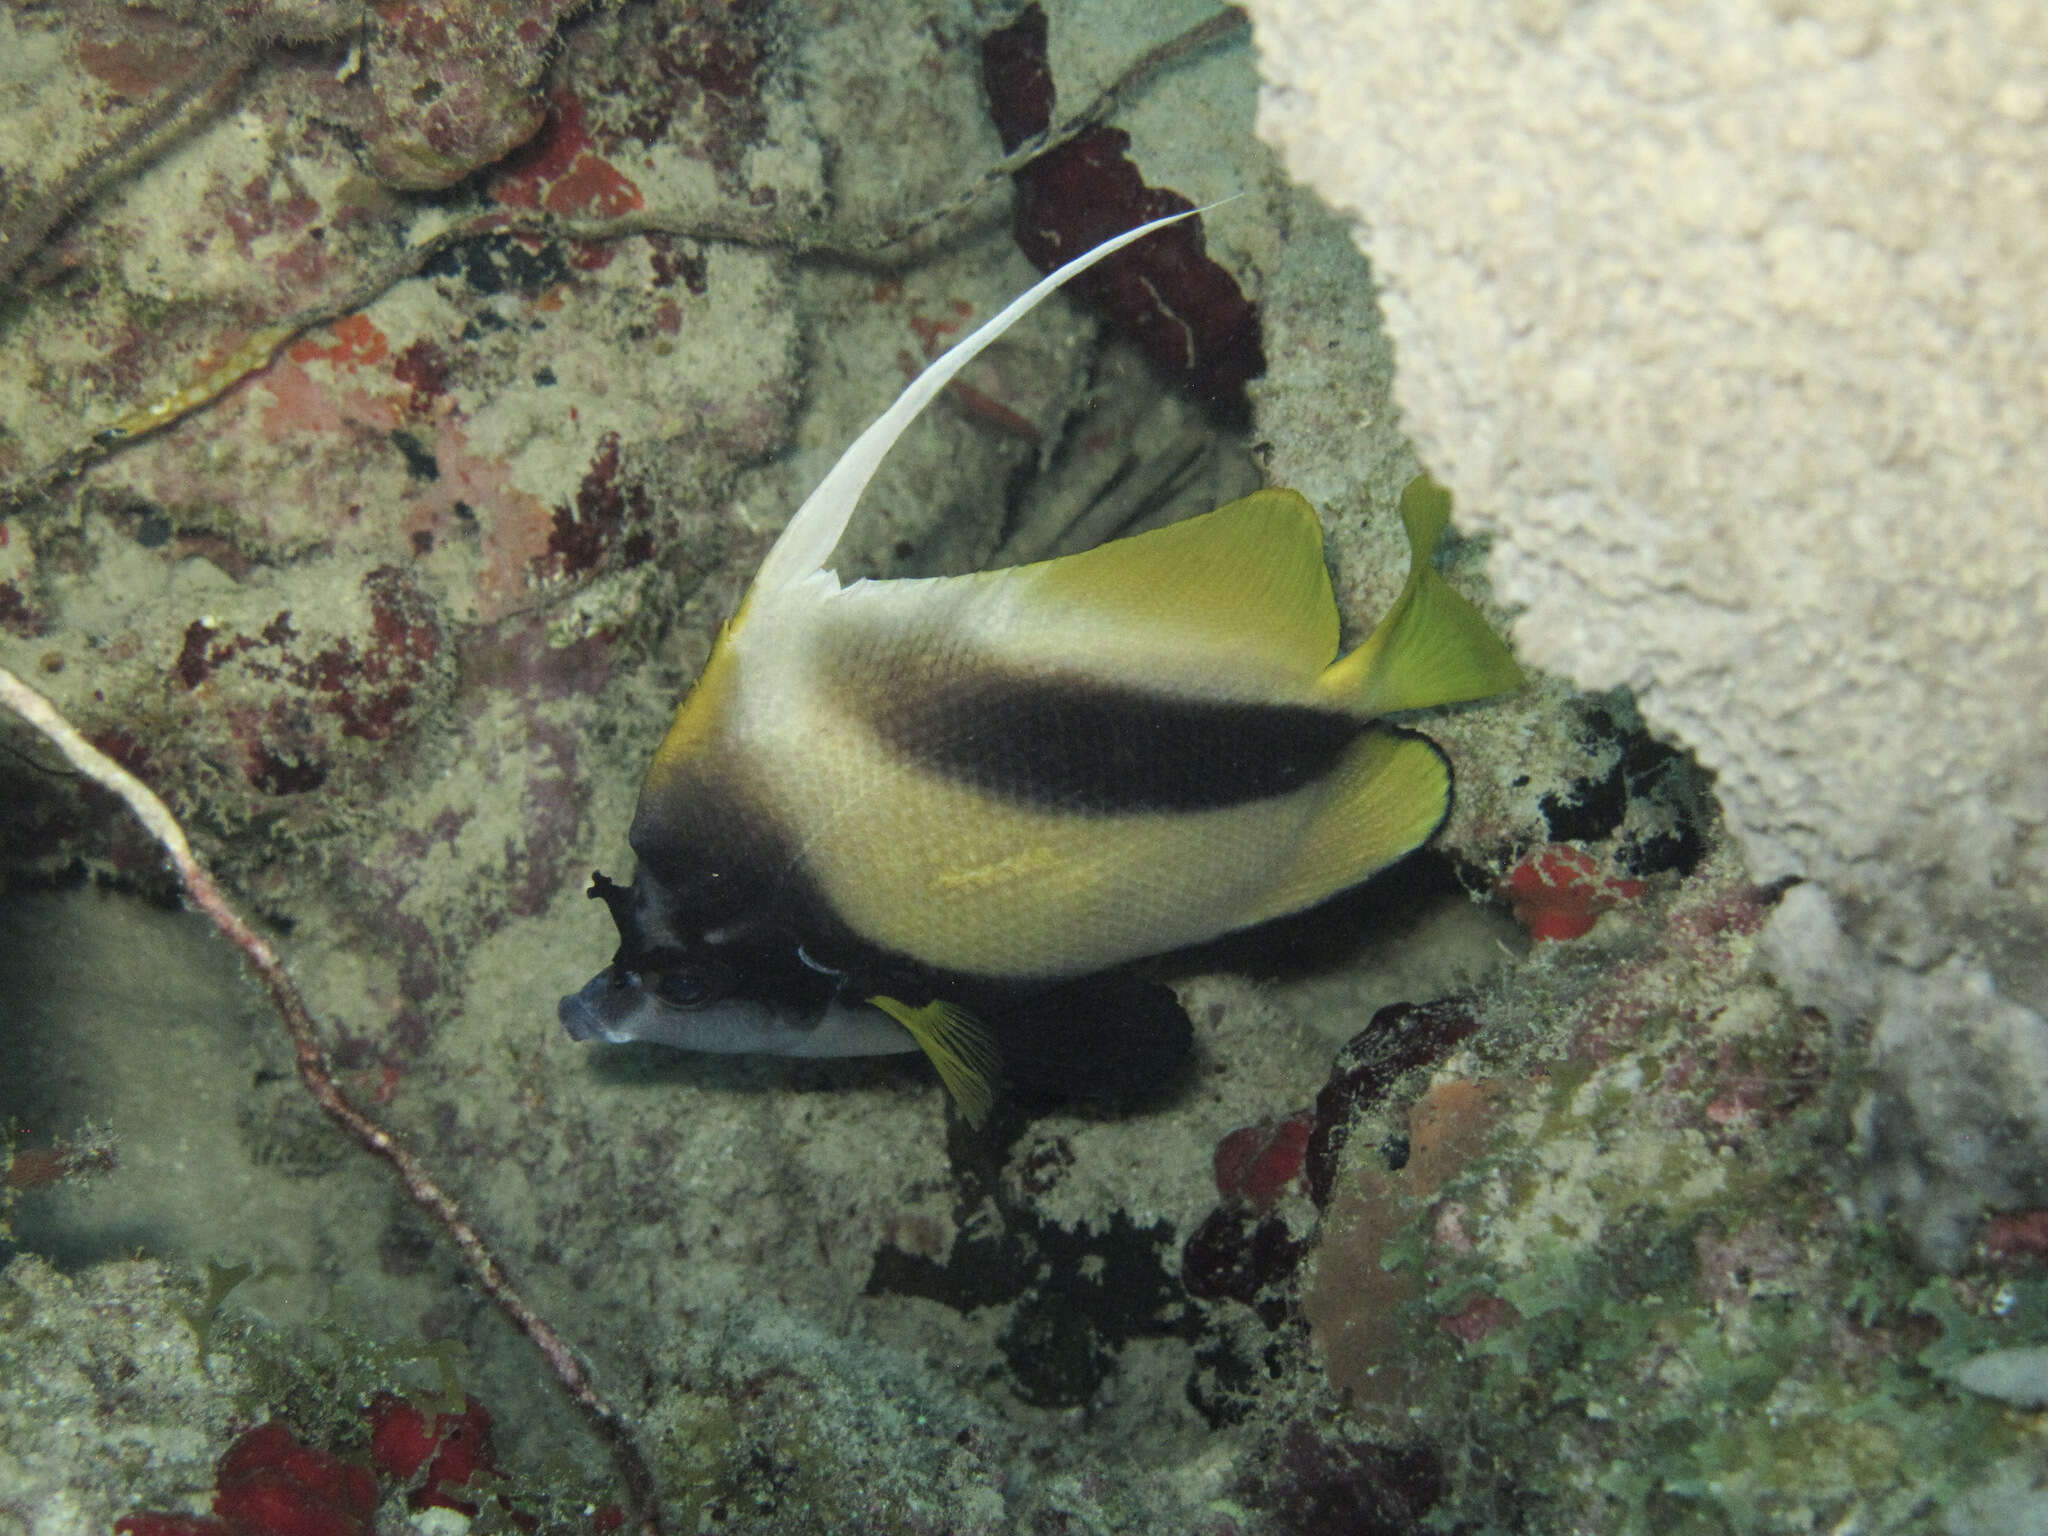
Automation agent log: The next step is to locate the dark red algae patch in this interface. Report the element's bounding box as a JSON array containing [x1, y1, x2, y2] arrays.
[[1306, 998, 1482, 1209], [980, 4, 1265, 412], [980, 6, 1055, 149], [173, 572, 439, 745], [164, 571, 444, 806], [1181, 1206, 1307, 1319], [598, 0, 776, 178], [342, 567, 441, 741], [117, 1397, 539, 1536], [391, 338, 452, 413], [1251, 1423, 1451, 1536], [0, 578, 44, 637], [545, 431, 654, 578]]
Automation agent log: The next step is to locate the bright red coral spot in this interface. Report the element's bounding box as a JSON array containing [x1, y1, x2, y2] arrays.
[[211, 1422, 379, 1536], [364, 1392, 502, 1511], [115, 1517, 230, 1536], [1213, 1112, 1314, 1208], [119, 1400, 526, 1536], [544, 155, 644, 219], [287, 314, 389, 371], [1500, 844, 1647, 941], [495, 90, 592, 194], [492, 91, 644, 219]]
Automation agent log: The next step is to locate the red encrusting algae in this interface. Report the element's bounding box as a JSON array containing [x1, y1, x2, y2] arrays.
[[116, 1422, 376, 1536], [1212, 1113, 1314, 1209], [1499, 843, 1647, 941], [117, 1396, 531, 1536], [364, 1392, 502, 1512]]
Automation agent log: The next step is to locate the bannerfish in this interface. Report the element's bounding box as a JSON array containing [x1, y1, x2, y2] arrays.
[[558, 208, 1524, 1123]]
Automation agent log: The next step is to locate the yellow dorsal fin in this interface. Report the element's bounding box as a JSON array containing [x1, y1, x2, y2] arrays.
[[868, 996, 1001, 1127], [1004, 487, 1341, 676], [1236, 726, 1451, 928], [1318, 475, 1525, 716], [642, 617, 744, 798]]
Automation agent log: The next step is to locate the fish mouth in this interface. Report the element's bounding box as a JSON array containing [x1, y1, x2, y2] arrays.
[[557, 968, 639, 1043], [556, 988, 602, 1041]]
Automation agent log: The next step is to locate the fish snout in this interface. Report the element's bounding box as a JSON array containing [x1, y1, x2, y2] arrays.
[[556, 966, 645, 1043]]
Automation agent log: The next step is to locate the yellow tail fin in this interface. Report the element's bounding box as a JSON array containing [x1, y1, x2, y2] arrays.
[[1319, 476, 1524, 717]]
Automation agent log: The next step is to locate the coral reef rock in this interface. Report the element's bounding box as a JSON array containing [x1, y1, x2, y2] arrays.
[[1245, 0, 2048, 1269]]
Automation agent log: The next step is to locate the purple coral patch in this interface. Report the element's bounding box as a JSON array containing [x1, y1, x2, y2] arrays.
[[1305, 999, 1482, 1210], [980, 4, 1054, 152], [0, 580, 41, 638], [1181, 1206, 1307, 1319], [1256, 1423, 1449, 1536], [168, 569, 442, 797], [546, 432, 653, 578], [980, 5, 1265, 409]]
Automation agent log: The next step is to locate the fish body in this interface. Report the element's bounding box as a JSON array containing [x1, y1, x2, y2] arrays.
[[559, 209, 1523, 1120]]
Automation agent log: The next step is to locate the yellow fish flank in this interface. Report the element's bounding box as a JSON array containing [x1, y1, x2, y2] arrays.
[[559, 209, 1524, 1123]]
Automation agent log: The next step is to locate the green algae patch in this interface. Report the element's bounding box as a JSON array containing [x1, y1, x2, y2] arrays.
[[1295, 845, 2048, 1534]]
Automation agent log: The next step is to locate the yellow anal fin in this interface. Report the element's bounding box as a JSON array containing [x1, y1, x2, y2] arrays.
[[1016, 488, 1342, 677], [1319, 475, 1525, 717], [868, 996, 1001, 1127], [1236, 725, 1452, 929]]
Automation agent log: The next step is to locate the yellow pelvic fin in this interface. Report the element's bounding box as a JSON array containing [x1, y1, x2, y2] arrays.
[[1236, 726, 1452, 928], [1009, 487, 1341, 677], [1318, 475, 1525, 717], [868, 996, 1001, 1127]]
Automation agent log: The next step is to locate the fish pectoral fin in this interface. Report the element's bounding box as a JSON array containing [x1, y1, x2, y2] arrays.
[[1236, 724, 1452, 928], [867, 995, 1001, 1127], [1319, 475, 1526, 717], [1008, 487, 1341, 678]]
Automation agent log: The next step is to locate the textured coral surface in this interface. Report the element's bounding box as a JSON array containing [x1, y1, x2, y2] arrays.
[[1247, 0, 2048, 1269]]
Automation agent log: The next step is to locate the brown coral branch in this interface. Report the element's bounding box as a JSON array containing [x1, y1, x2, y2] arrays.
[[0, 664, 664, 1536]]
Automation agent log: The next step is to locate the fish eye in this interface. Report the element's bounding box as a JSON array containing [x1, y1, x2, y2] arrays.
[[651, 959, 735, 1009]]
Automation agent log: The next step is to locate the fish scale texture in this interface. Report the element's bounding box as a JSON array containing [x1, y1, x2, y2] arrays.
[[1245, 0, 2048, 1266], [736, 596, 1435, 979]]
